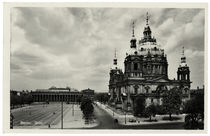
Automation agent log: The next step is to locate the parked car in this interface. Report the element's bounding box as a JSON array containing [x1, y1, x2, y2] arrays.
[[129, 118, 136, 122]]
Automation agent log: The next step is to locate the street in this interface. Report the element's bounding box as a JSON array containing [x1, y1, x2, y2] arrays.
[[91, 104, 185, 129], [93, 104, 120, 129]]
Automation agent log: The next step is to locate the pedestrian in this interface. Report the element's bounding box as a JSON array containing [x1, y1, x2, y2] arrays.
[[10, 113, 14, 129]]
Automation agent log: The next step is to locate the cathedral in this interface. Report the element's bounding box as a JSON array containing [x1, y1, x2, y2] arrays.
[[108, 13, 191, 112]]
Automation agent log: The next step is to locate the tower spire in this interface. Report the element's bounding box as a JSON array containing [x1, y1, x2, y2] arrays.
[[182, 46, 185, 56], [146, 12, 149, 26], [114, 48, 117, 58], [130, 21, 137, 49], [139, 12, 156, 44], [180, 46, 187, 66], [132, 21, 135, 37], [113, 48, 117, 67]]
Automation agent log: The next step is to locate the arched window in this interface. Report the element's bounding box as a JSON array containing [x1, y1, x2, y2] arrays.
[[156, 85, 168, 94], [134, 85, 139, 94], [135, 88, 138, 94], [184, 88, 188, 94], [134, 63, 138, 70], [154, 47, 157, 51]]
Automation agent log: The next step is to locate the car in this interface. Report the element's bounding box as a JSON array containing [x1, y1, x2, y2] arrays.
[[129, 118, 136, 122]]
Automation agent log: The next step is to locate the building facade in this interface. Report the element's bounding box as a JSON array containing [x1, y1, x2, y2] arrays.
[[108, 13, 191, 112], [31, 87, 82, 102]]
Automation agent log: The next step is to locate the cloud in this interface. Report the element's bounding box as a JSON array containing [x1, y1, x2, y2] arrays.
[[154, 10, 204, 53], [11, 8, 205, 91], [185, 49, 204, 59]]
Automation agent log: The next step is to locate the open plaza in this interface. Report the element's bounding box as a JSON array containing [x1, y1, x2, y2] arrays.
[[11, 102, 188, 129], [11, 103, 97, 129]]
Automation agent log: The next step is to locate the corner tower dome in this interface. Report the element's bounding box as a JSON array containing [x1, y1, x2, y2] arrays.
[[177, 46, 190, 81]]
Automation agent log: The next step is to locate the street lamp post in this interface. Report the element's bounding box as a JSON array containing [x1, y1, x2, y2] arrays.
[[61, 95, 63, 129], [72, 97, 74, 116], [113, 110, 114, 117], [107, 92, 114, 117], [125, 112, 127, 124]]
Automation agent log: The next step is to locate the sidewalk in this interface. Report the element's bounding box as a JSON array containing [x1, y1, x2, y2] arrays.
[[95, 102, 185, 126], [52, 104, 98, 129]]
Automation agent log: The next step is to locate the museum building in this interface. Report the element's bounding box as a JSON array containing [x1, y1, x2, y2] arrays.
[[108, 13, 191, 112], [31, 87, 94, 102]]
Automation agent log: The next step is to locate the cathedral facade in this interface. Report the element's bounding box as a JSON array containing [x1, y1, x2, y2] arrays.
[[108, 14, 191, 112]]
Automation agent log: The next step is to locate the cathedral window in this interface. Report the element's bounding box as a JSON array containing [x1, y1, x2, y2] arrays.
[[154, 47, 157, 51], [135, 88, 138, 94], [134, 63, 138, 70]]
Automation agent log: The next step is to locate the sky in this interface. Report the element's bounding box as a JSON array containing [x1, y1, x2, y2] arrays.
[[10, 8, 205, 92]]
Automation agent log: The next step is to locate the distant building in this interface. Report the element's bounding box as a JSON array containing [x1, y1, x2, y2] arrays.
[[81, 88, 95, 99], [190, 86, 204, 98], [31, 87, 81, 102], [108, 13, 191, 112]]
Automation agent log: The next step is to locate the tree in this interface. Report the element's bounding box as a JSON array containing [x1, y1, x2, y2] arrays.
[[162, 87, 182, 120], [144, 104, 157, 121], [155, 105, 166, 115], [133, 95, 145, 117], [80, 96, 94, 124], [25, 94, 33, 105], [77, 95, 83, 104], [184, 93, 204, 129], [94, 93, 109, 104]]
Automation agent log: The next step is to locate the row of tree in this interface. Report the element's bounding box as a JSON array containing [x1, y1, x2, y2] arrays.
[[94, 93, 109, 104], [134, 87, 182, 120], [133, 87, 204, 129], [10, 91, 33, 108], [184, 93, 204, 129]]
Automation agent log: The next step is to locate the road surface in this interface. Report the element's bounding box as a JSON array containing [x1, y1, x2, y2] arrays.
[[91, 104, 185, 129]]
